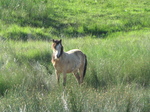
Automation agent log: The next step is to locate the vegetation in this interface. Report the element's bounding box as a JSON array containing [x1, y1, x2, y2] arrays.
[[0, 0, 150, 40], [0, 0, 150, 112]]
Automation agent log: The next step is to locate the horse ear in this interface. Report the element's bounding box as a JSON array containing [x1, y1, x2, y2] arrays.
[[52, 39, 55, 42], [60, 39, 62, 43]]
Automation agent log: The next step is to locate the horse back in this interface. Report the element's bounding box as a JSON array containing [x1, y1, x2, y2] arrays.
[[66, 49, 85, 59]]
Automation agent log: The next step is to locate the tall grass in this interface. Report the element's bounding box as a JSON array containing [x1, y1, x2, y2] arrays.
[[0, 31, 150, 111]]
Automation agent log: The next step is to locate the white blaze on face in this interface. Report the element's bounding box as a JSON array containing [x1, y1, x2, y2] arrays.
[[55, 43, 61, 59]]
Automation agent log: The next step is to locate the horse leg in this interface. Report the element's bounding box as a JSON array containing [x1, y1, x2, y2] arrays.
[[79, 67, 84, 84], [63, 73, 67, 86], [73, 72, 80, 84], [55, 70, 60, 84]]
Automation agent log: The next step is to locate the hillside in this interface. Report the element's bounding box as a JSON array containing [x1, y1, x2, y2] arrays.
[[0, 0, 150, 40]]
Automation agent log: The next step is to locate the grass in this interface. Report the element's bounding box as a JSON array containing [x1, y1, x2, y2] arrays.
[[0, 0, 150, 111], [0, 0, 150, 40], [0, 30, 150, 111]]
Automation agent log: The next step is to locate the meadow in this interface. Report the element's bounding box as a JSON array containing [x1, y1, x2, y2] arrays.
[[0, 0, 150, 112]]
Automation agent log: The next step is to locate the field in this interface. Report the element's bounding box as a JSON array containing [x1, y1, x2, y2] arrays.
[[0, 0, 150, 112]]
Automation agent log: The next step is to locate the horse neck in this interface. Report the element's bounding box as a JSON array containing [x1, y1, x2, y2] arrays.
[[58, 51, 69, 63], [59, 51, 65, 60]]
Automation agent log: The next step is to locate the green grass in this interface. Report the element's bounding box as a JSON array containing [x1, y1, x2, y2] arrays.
[[0, 0, 150, 40], [0, 0, 150, 111], [0, 30, 150, 111]]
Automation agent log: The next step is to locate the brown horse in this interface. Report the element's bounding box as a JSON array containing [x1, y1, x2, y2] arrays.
[[51, 39, 87, 86]]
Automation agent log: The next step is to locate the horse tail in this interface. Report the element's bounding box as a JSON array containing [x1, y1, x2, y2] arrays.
[[83, 55, 87, 79]]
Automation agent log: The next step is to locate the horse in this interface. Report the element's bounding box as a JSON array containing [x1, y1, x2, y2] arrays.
[[51, 39, 87, 86]]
